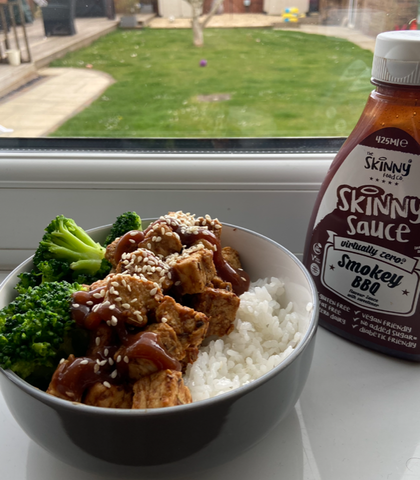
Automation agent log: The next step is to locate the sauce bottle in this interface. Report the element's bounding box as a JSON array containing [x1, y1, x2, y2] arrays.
[[303, 31, 420, 360]]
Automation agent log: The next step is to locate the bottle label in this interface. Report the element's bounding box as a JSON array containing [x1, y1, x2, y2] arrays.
[[308, 128, 420, 355]]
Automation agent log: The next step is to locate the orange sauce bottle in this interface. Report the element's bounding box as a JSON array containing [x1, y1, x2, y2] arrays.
[[303, 31, 420, 360]]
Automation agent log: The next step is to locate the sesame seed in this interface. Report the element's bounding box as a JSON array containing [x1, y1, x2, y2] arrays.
[[116, 355, 122, 363], [80, 359, 89, 365], [110, 370, 118, 379], [175, 281, 181, 286], [122, 279, 127, 287], [95, 337, 100, 346], [150, 288, 157, 296], [111, 316, 118, 326], [59, 358, 65, 364], [108, 358, 114, 365], [165, 231, 173, 236], [94, 364, 100, 373], [86, 300, 93, 306], [129, 231, 138, 236], [161, 317, 168, 323], [115, 297, 122, 302], [104, 349, 109, 356], [111, 282, 119, 287], [123, 356, 129, 363], [103, 381, 111, 389], [121, 303, 131, 309], [92, 293, 103, 299], [127, 285, 131, 292], [147, 243, 152, 249], [129, 239, 136, 244], [109, 304, 116, 310], [73, 303, 80, 308], [241, 277, 246, 281]]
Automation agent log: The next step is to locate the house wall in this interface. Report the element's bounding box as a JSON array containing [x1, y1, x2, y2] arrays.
[[318, 0, 418, 35], [158, 0, 266, 17], [157, 0, 194, 18], [355, 0, 418, 35], [204, 0, 265, 14], [264, 0, 310, 15]]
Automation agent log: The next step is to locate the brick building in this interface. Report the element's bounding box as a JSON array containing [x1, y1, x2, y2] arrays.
[[319, 0, 419, 35]]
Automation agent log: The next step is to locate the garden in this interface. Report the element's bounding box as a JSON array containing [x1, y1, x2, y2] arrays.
[[50, 27, 374, 137]]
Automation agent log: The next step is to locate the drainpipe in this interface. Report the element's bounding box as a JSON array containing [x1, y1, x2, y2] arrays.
[[348, 0, 356, 28], [418, 0, 420, 29]]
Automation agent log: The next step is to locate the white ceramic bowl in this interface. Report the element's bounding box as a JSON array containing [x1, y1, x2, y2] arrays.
[[0, 221, 318, 477]]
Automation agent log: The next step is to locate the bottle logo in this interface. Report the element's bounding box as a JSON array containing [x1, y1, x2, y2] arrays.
[[364, 154, 412, 178]]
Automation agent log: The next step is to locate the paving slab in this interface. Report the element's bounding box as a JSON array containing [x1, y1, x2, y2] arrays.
[[0, 68, 114, 137]]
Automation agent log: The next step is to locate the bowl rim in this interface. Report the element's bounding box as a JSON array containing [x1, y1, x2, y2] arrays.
[[0, 220, 319, 416]]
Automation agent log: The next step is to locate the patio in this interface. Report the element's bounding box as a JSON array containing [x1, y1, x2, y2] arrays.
[[0, 13, 155, 98]]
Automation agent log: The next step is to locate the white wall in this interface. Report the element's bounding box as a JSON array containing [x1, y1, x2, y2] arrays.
[[0, 151, 333, 272], [158, 0, 195, 18], [264, 0, 310, 16]]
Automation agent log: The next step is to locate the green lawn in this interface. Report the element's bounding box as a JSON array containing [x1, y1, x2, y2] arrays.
[[50, 28, 374, 137]]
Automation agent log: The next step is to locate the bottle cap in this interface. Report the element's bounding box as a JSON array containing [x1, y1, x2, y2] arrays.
[[371, 31, 420, 85]]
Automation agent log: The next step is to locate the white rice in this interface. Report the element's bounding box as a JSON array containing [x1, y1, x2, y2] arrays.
[[184, 277, 303, 402]]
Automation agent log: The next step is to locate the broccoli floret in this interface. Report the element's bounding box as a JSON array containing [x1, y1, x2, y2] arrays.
[[104, 211, 142, 246], [40, 215, 106, 274], [72, 258, 112, 285], [15, 271, 40, 295], [0, 281, 85, 382], [16, 215, 111, 292]]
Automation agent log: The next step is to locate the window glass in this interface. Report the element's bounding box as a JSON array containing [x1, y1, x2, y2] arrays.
[[0, 0, 418, 140]]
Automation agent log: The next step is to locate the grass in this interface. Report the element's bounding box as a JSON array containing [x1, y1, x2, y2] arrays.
[[50, 28, 374, 137]]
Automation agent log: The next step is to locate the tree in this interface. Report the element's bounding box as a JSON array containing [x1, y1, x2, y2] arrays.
[[186, 0, 225, 47]]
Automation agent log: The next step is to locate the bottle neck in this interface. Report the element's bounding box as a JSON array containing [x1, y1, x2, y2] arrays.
[[371, 78, 420, 98]]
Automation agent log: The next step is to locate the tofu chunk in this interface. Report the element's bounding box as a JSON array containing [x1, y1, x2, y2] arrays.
[[104, 273, 163, 327], [84, 382, 133, 409], [195, 215, 223, 240], [138, 222, 183, 258], [114, 323, 184, 381], [193, 287, 240, 337], [86, 322, 117, 359], [116, 248, 173, 291], [132, 370, 192, 409], [105, 238, 120, 270], [168, 246, 216, 295], [156, 296, 209, 352], [221, 246, 243, 270]]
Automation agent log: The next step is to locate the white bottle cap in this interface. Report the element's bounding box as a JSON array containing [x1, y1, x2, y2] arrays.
[[371, 30, 420, 85]]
